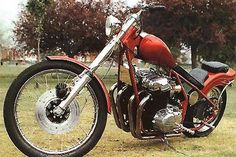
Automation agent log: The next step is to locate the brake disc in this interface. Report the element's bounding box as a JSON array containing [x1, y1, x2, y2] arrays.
[[35, 89, 80, 134]]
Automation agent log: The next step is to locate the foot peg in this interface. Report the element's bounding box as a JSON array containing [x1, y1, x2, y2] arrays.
[[175, 123, 195, 135]]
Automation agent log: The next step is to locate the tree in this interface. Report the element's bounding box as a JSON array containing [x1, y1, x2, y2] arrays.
[[16, 0, 235, 66], [26, 0, 52, 62], [144, 0, 236, 68], [0, 30, 3, 60], [0, 32, 3, 47], [14, 0, 107, 58], [0, 25, 5, 47]]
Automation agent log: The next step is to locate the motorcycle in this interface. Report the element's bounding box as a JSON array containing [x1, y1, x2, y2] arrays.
[[4, 4, 236, 157]]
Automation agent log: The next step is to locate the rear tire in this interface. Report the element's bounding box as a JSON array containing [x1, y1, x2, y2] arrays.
[[183, 86, 226, 137], [4, 61, 107, 157]]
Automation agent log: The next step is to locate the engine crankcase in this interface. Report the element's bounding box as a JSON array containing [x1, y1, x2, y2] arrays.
[[153, 104, 181, 133]]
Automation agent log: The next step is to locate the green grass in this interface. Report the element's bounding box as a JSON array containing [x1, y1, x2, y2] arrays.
[[0, 65, 236, 157]]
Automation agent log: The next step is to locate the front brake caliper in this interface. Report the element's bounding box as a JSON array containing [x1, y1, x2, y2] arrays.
[[55, 83, 68, 99]]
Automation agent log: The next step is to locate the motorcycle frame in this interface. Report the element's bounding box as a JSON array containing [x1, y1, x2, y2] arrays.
[[113, 25, 236, 135], [115, 50, 235, 135]]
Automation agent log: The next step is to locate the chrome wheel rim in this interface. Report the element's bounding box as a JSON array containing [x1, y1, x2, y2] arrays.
[[193, 87, 222, 132], [14, 69, 99, 154]]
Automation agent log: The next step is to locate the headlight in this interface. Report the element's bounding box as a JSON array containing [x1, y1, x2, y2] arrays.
[[105, 15, 121, 37]]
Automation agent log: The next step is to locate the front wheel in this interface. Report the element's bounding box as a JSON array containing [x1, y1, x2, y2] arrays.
[[183, 86, 227, 137], [4, 61, 107, 157]]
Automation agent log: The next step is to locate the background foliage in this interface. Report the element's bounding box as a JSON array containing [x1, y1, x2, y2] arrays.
[[15, 0, 107, 57], [14, 0, 236, 67], [144, 0, 236, 67]]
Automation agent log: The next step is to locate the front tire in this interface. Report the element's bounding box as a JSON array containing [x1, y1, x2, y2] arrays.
[[4, 61, 107, 157]]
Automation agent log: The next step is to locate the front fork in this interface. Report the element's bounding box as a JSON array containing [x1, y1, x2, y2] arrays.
[[53, 38, 119, 116]]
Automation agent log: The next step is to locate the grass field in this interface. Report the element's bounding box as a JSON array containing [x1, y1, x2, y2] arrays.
[[0, 65, 236, 157]]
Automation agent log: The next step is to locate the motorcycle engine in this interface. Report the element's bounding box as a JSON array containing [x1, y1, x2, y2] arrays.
[[152, 104, 181, 133], [137, 69, 172, 92], [136, 68, 182, 133]]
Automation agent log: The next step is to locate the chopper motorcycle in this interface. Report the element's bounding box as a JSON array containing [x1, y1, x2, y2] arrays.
[[4, 4, 236, 157]]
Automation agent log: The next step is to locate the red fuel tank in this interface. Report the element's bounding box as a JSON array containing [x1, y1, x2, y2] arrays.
[[139, 35, 176, 68]]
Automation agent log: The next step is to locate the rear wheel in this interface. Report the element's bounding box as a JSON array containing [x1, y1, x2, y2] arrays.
[[4, 61, 107, 157], [183, 86, 226, 137]]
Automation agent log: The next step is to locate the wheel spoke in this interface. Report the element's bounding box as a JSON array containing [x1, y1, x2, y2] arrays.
[[44, 74, 49, 91], [192, 87, 224, 132], [64, 74, 72, 84], [14, 68, 100, 154]]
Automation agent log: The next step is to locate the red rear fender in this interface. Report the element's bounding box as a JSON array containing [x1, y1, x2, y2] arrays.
[[202, 68, 236, 93], [46, 56, 111, 113]]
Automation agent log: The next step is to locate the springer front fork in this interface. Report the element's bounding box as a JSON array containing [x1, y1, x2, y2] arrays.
[[53, 38, 119, 116]]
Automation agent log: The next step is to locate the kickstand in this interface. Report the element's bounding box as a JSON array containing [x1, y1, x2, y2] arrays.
[[161, 136, 191, 157]]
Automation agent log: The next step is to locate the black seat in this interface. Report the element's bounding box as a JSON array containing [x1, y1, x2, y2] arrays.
[[189, 68, 208, 87], [173, 65, 208, 89], [202, 61, 229, 73]]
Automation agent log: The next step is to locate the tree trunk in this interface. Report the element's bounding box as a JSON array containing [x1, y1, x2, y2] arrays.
[[37, 18, 43, 63], [37, 37, 41, 63], [191, 46, 197, 69]]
